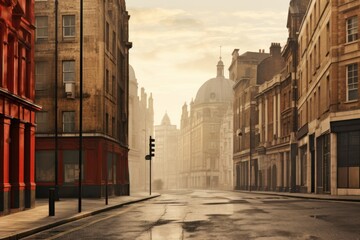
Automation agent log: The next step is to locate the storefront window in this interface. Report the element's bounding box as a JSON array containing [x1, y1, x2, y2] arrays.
[[337, 131, 360, 188], [35, 151, 55, 182], [63, 150, 84, 183]]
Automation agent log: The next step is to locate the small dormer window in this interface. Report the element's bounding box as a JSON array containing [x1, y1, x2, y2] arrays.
[[210, 92, 216, 101]]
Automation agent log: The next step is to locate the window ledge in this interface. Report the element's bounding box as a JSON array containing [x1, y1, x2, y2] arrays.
[[345, 99, 358, 104]]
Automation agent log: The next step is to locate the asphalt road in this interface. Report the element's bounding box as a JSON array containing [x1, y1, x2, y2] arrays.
[[24, 190, 360, 239]]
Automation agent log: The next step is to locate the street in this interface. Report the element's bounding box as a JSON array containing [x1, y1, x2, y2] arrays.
[[24, 190, 360, 240]]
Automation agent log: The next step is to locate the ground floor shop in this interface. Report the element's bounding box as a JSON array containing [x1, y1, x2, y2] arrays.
[[35, 136, 129, 198], [233, 115, 360, 195]]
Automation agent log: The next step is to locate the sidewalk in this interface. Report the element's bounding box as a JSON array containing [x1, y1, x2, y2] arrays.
[[0, 192, 160, 240], [235, 190, 360, 202]]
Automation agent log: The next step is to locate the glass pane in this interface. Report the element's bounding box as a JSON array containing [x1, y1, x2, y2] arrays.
[[35, 151, 55, 182], [337, 167, 348, 188], [63, 150, 84, 183], [349, 167, 359, 188]]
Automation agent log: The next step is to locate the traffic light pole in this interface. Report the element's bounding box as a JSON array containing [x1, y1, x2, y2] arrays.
[[147, 136, 155, 196], [149, 157, 152, 196]]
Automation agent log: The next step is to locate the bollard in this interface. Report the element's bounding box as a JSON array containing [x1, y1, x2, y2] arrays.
[[49, 188, 55, 216]]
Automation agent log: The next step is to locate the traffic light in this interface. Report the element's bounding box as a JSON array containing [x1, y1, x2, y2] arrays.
[[149, 136, 155, 160]]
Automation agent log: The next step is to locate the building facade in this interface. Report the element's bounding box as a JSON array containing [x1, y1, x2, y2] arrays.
[[297, 0, 360, 195], [34, 0, 131, 197], [0, 0, 40, 215], [230, 49, 269, 190], [219, 106, 233, 189], [128, 65, 154, 192], [153, 113, 179, 190], [179, 59, 233, 189]]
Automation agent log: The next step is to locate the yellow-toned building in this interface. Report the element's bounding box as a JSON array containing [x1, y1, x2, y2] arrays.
[[297, 0, 360, 195], [179, 59, 233, 189], [34, 0, 132, 197], [128, 66, 154, 192]]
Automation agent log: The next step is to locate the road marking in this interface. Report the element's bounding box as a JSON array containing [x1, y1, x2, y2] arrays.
[[47, 204, 142, 240]]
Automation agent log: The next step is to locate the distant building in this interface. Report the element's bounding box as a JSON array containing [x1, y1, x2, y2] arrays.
[[0, 0, 40, 215], [230, 49, 269, 190], [219, 106, 233, 189], [34, 0, 131, 197], [153, 113, 179, 190], [128, 65, 154, 192], [179, 59, 233, 189]]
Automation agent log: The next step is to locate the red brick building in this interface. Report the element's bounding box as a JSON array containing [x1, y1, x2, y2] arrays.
[[0, 0, 40, 215]]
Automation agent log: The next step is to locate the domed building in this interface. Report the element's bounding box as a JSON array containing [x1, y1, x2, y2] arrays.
[[179, 59, 233, 189]]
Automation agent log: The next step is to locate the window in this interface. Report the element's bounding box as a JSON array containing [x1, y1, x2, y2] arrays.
[[63, 60, 75, 83], [36, 111, 49, 132], [63, 150, 84, 183], [35, 16, 48, 40], [338, 131, 360, 188], [63, 15, 75, 38], [347, 63, 358, 101], [326, 22, 330, 54], [112, 75, 116, 96], [35, 151, 55, 182], [35, 61, 48, 91], [112, 117, 115, 137], [106, 113, 109, 135], [112, 31, 116, 55], [106, 69, 109, 93], [63, 111, 75, 132], [347, 16, 358, 43], [106, 22, 109, 51]]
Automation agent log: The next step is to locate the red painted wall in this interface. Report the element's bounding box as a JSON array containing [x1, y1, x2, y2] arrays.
[[0, 0, 40, 215]]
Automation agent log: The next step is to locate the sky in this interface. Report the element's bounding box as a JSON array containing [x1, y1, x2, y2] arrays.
[[127, 0, 290, 127]]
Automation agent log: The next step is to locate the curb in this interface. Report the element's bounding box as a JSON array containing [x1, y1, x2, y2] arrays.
[[1, 195, 160, 240], [234, 190, 360, 202]]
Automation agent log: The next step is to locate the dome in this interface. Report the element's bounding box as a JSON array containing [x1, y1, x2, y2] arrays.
[[194, 59, 233, 104], [129, 65, 137, 83]]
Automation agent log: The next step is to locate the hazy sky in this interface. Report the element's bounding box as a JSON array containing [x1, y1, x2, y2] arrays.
[[127, 0, 290, 127]]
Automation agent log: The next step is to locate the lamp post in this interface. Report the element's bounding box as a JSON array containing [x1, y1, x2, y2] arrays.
[[249, 107, 252, 192], [78, 0, 83, 213]]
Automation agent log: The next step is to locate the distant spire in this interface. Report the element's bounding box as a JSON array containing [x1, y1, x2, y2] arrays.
[[220, 46, 222, 60], [217, 47, 224, 78]]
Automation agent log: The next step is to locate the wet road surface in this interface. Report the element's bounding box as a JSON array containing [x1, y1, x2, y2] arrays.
[[24, 190, 360, 239]]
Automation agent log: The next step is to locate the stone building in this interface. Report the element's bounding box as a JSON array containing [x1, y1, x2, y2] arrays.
[[0, 0, 40, 215], [128, 65, 154, 192], [230, 49, 269, 190], [179, 59, 233, 189], [153, 113, 179, 190], [278, 0, 310, 193], [34, 0, 132, 197], [297, 0, 360, 195], [219, 106, 233, 189]]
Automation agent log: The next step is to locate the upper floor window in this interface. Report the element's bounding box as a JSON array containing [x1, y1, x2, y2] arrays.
[[347, 16, 358, 43], [347, 63, 359, 101], [63, 15, 75, 38], [35, 16, 48, 40], [63, 60, 75, 83], [35, 61, 48, 91], [36, 111, 49, 132], [63, 111, 75, 132]]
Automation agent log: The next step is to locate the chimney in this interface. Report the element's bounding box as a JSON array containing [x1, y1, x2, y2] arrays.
[[270, 43, 281, 56]]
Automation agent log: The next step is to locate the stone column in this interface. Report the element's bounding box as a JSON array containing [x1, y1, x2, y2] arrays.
[[24, 123, 36, 208], [10, 120, 26, 210], [0, 117, 11, 214]]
